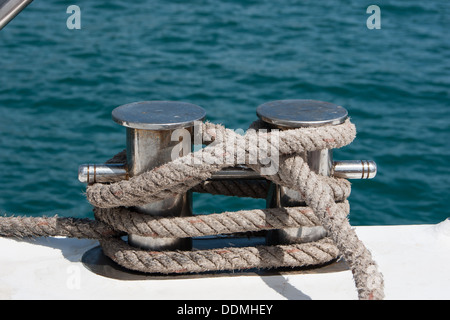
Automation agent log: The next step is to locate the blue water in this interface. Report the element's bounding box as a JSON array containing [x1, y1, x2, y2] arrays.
[[0, 0, 449, 226]]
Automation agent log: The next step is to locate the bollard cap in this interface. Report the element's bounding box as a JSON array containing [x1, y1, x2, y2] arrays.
[[112, 101, 206, 130], [256, 99, 348, 128]]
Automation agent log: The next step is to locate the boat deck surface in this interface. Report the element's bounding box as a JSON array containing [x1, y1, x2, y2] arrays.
[[0, 220, 449, 300]]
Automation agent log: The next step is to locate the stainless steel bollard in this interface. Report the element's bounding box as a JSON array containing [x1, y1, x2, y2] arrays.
[[79, 100, 376, 248], [111, 101, 206, 251], [256, 100, 350, 245]]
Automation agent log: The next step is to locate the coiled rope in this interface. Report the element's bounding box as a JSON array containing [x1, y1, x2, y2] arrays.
[[0, 119, 384, 300]]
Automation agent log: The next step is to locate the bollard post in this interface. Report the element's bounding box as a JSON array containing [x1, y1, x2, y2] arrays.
[[111, 101, 206, 251], [256, 99, 349, 245]]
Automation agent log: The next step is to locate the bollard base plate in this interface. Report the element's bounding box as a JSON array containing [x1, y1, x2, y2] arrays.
[[81, 236, 348, 280]]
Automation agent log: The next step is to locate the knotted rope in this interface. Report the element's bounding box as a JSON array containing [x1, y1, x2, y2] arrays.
[[0, 118, 384, 300]]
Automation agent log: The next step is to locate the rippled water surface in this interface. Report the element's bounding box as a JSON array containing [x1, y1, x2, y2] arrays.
[[0, 0, 449, 226]]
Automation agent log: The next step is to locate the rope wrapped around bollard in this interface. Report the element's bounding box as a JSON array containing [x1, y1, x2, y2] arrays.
[[0, 119, 384, 300]]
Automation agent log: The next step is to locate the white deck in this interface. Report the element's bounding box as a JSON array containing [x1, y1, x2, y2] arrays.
[[0, 219, 449, 300]]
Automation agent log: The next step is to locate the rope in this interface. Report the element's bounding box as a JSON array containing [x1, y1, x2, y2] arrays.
[[0, 118, 384, 300], [86, 121, 354, 208], [0, 215, 119, 239], [99, 237, 340, 274], [93, 202, 349, 238]]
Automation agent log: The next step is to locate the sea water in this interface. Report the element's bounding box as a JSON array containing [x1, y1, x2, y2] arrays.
[[0, 0, 448, 226]]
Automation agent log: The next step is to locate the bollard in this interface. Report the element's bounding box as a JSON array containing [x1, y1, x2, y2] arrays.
[[256, 99, 351, 245], [78, 100, 376, 248], [111, 101, 206, 251]]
